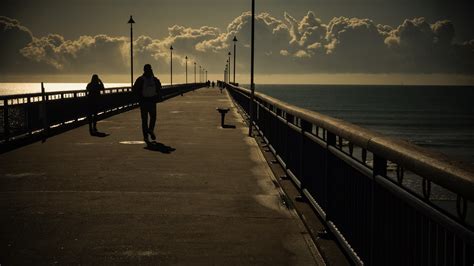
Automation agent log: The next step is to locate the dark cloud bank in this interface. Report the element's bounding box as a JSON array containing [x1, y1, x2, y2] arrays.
[[1, 12, 473, 77]]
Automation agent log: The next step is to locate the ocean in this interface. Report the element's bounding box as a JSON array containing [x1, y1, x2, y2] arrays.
[[254, 84, 474, 165], [0, 83, 130, 95]]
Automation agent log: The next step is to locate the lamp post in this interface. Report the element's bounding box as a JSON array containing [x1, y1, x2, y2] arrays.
[[224, 67, 227, 83], [228, 52, 231, 84], [127, 15, 135, 89], [249, 0, 255, 137], [170, 45, 173, 85], [205, 70, 208, 83], [233, 36, 237, 83], [185, 56, 188, 84], [194, 62, 196, 83], [199, 65, 201, 83]]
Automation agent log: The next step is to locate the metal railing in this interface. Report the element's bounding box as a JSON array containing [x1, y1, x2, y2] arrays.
[[226, 83, 474, 265], [0, 83, 205, 147]]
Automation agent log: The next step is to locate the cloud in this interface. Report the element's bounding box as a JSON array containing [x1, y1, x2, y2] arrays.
[[1, 12, 473, 78], [0, 16, 45, 73], [20, 34, 129, 73], [382, 17, 473, 72]]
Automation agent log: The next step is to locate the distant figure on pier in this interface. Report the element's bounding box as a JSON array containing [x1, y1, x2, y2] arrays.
[[133, 64, 162, 144], [211, 81, 215, 88], [86, 74, 104, 136]]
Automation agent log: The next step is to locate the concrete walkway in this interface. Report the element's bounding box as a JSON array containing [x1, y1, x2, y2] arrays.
[[0, 88, 323, 265]]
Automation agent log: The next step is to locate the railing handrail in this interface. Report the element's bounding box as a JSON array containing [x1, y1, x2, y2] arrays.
[[0, 84, 188, 101], [228, 83, 474, 201]]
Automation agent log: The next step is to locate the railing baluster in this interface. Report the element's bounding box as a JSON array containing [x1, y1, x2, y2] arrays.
[[27, 96, 32, 135], [4, 99, 10, 142]]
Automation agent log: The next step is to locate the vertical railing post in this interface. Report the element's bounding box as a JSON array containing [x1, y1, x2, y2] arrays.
[[372, 154, 387, 265], [74, 92, 79, 122], [325, 131, 336, 220], [3, 99, 10, 142], [27, 96, 32, 135], [40, 82, 49, 141], [60, 93, 65, 126], [300, 120, 311, 191]]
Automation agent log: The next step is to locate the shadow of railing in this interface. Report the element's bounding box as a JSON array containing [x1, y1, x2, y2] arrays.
[[0, 83, 206, 153]]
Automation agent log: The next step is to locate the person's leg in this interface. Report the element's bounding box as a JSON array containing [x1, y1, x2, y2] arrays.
[[148, 102, 157, 140], [88, 102, 94, 135], [92, 111, 98, 132], [140, 103, 149, 141], [88, 115, 94, 134]]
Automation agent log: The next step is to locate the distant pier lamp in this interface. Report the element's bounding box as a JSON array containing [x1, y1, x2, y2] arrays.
[[228, 52, 231, 84], [233, 36, 237, 83], [199, 65, 202, 83], [194, 62, 196, 83], [225, 65, 228, 83], [128, 15, 135, 89], [226, 60, 229, 83], [185, 56, 188, 84], [170, 45, 174, 85], [206, 70, 208, 83]]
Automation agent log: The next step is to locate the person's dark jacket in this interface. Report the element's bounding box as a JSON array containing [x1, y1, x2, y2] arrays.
[[132, 75, 162, 102], [86, 82, 104, 98]]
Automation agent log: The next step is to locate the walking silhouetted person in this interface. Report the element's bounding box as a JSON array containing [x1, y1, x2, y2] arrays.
[[86, 74, 104, 135], [133, 64, 162, 143]]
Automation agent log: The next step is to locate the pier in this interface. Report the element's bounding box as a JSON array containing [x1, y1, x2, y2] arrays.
[[0, 87, 325, 265], [1, 83, 473, 265]]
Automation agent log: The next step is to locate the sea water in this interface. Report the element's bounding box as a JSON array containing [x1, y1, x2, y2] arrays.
[[255, 84, 474, 165]]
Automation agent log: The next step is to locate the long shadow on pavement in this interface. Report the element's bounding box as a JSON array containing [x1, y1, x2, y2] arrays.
[[90, 131, 110, 138], [144, 141, 176, 154]]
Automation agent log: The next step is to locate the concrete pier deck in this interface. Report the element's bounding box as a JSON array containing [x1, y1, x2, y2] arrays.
[[0, 88, 323, 265]]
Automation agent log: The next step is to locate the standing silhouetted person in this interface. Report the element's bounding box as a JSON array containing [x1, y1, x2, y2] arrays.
[[133, 64, 162, 143], [86, 74, 104, 135]]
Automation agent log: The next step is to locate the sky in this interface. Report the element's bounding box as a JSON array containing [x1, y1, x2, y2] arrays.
[[1, 0, 473, 84]]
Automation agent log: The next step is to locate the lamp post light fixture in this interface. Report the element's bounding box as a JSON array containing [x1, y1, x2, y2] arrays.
[[127, 15, 135, 89], [233, 36, 237, 83], [194, 62, 196, 83]]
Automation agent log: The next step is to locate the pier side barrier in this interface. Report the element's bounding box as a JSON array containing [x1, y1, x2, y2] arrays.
[[225, 82, 474, 265], [0, 83, 206, 150]]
